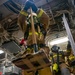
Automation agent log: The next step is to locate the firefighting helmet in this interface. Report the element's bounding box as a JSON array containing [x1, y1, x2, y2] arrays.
[[51, 45, 60, 52], [28, 12, 38, 23]]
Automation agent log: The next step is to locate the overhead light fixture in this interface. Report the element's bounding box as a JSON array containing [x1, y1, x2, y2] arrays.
[[49, 37, 69, 46], [0, 50, 4, 54]]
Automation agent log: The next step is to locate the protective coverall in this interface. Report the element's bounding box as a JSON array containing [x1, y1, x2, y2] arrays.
[[67, 41, 75, 74], [18, 0, 52, 75], [50, 45, 70, 75]]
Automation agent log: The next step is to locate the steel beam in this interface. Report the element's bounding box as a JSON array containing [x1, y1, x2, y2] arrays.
[[62, 14, 75, 55]]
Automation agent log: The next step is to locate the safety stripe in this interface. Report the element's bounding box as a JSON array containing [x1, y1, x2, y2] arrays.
[[27, 48, 31, 51], [20, 11, 28, 16], [39, 32, 42, 35], [69, 56, 75, 60], [29, 32, 38, 35], [37, 9, 44, 18], [53, 54, 62, 58], [50, 55, 62, 60]]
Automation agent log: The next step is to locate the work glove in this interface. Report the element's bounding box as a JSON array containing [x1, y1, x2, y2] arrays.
[[20, 39, 27, 46], [24, 0, 38, 13]]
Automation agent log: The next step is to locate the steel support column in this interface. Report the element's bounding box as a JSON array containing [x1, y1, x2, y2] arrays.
[[62, 14, 75, 55]]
